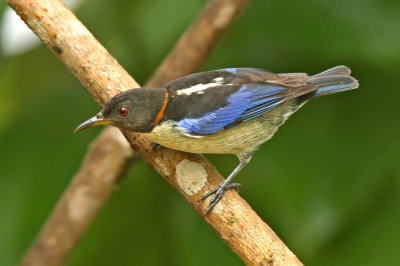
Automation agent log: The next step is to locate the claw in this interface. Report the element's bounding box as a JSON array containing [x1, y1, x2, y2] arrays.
[[198, 187, 219, 202], [199, 183, 241, 214], [149, 142, 162, 152]]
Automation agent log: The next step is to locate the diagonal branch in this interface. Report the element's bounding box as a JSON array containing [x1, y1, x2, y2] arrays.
[[146, 0, 248, 88], [9, 0, 302, 265]]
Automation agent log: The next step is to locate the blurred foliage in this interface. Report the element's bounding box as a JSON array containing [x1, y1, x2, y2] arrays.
[[1, 0, 400, 265]]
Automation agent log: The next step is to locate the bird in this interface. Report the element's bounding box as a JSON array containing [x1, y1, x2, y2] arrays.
[[75, 65, 359, 214]]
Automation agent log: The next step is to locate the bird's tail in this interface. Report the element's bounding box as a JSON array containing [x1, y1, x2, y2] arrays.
[[305, 65, 359, 98]]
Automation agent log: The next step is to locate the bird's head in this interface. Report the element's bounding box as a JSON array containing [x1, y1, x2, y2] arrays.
[[75, 88, 167, 133]]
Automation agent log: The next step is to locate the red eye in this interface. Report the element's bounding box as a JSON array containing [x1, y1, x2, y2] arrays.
[[118, 107, 128, 116]]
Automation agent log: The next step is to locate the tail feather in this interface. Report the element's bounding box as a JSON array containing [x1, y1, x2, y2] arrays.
[[306, 65, 359, 98], [309, 65, 351, 78]]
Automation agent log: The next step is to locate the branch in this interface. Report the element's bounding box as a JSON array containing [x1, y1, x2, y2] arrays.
[[21, 127, 133, 265], [146, 0, 249, 87], [8, 0, 302, 265]]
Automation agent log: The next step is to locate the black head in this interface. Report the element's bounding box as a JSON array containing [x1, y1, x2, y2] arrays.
[[75, 88, 167, 133]]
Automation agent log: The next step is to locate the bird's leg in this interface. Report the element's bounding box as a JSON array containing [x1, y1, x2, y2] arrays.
[[199, 152, 253, 214], [149, 142, 162, 152]]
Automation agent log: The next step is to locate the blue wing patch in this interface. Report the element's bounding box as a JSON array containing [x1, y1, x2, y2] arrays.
[[223, 68, 238, 74], [239, 84, 285, 121], [176, 84, 287, 136]]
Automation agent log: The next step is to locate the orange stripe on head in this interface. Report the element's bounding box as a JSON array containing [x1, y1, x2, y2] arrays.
[[153, 91, 169, 125]]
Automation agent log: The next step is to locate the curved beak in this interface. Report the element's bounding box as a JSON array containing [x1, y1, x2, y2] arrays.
[[74, 112, 114, 132]]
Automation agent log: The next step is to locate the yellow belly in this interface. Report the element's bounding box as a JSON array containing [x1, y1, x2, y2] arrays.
[[141, 101, 299, 154]]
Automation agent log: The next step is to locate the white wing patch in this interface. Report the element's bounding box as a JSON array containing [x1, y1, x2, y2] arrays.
[[176, 77, 225, 96], [213, 77, 224, 83]]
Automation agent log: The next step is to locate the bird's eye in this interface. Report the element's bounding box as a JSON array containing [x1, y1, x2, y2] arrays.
[[118, 107, 128, 116]]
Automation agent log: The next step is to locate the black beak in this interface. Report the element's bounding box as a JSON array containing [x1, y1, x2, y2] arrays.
[[74, 112, 114, 132]]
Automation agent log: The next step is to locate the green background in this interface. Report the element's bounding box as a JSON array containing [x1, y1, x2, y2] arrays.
[[1, 0, 399, 265]]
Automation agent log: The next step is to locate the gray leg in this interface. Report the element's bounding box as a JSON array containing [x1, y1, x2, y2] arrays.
[[149, 142, 162, 151], [199, 152, 253, 214]]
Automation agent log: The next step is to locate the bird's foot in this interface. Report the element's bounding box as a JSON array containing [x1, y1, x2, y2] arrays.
[[149, 142, 162, 152], [198, 183, 241, 214]]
